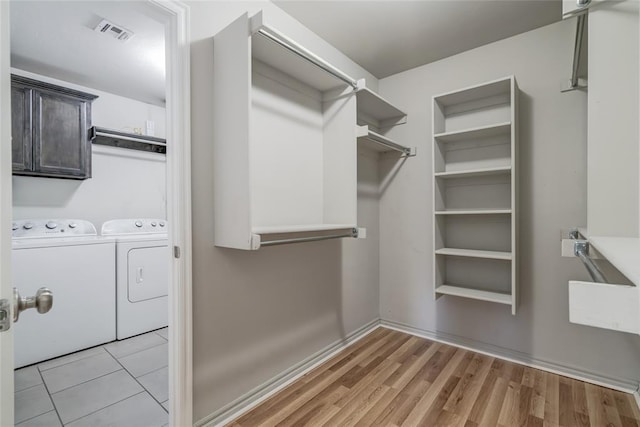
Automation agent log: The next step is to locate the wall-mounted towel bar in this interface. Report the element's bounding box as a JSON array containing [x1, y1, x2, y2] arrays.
[[260, 228, 358, 247], [254, 24, 359, 90]]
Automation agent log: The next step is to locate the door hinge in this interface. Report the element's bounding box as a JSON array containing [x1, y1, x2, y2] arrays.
[[0, 299, 10, 332], [173, 246, 181, 259]]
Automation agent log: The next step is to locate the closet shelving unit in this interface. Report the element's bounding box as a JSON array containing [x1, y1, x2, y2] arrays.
[[355, 86, 414, 156], [213, 12, 414, 250], [432, 76, 518, 314]]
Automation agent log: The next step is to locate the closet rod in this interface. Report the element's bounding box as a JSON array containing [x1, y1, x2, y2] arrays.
[[366, 133, 413, 156], [256, 25, 359, 90], [260, 228, 358, 247], [573, 240, 607, 283], [570, 14, 587, 89]]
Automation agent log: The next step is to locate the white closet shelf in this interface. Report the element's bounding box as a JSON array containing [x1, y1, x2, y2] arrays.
[[435, 248, 512, 260], [434, 122, 511, 143], [356, 86, 407, 126], [434, 166, 511, 179], [252, 224, 356, 234], [434, 209, 512, 215], [434, 77, 512, 108], [435, 285, 512, 305], [588, 236, 640, 286], [356, 125, 413, 156]]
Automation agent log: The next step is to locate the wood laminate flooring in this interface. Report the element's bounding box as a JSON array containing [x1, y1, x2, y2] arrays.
[[228, 328, 640, 427]]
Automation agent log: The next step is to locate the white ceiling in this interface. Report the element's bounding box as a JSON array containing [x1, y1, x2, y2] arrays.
[[274, 0, 562, 78], [10, 1, 166, 106]]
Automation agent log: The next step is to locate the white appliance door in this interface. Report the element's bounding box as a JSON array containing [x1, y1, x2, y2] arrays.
[[128, 246, 169, 302], [13, 244, 116, 368]]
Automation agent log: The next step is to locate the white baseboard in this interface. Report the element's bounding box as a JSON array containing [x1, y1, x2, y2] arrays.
[[196, 319, 381, 427], [381, 319, 640, 396]]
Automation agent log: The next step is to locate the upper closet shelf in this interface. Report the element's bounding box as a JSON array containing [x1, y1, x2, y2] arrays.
[[434, 166, 511, 179], [356, 125, 415, 156], [434, 122, 511, 143], [356, 86, 407, 128]]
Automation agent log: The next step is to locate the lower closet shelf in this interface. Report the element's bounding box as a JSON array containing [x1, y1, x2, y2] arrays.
[[435, 285, 512, 305], [435, 248, 512, 260]]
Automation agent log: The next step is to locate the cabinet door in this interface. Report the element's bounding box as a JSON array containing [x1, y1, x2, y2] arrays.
[[10, 84, 32, 172], [32, 89, 91, 179]]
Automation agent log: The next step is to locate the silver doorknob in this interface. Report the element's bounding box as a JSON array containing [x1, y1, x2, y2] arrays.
[[13, 287, 53, 322]]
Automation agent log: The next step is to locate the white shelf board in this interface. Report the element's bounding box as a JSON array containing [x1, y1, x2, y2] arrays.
[[356, 87, 406, 123], [434, 122, 511, 143], [434, 166, 511, 179], [588, 236, 640, 286], [434, 209, 512, 215], [435, 248, 512, 260], [356, 125, 411, 154], [435, 285, 512, 305], [433, 77, 512, 107], [252, 224, 356, 234]]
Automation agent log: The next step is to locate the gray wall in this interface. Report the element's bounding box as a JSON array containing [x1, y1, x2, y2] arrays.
[[187, 1, 381, 421], [378, 19, 640, 385]]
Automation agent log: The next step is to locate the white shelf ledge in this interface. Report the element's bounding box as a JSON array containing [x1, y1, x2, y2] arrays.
[[435, 248, 512, 260], [434, 122, 511, 143], [588, 236, 640, 286], [356, 86, 407, 127], [356, 125, 413, 155], [252, 224, 356, 234], [434, 166, 511, 179], [434, 209, 512, 215], [435, 285, 512, 305]]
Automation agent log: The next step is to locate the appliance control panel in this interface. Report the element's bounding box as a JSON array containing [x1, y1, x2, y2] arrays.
[[101, 219, 168, 236], [12, 219, 97, 239]]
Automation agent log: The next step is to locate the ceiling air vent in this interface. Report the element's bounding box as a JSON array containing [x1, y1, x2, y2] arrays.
[[94, 19, 134, 42]]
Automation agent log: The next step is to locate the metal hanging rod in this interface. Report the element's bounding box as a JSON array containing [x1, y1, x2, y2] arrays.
[[261, 228, 358, 247], [570, 14, 587, 89], [365, 132, 413, 156], [569, 231, 607, 283], [255, 25, 359, 90]]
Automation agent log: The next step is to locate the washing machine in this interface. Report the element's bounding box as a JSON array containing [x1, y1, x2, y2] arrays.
[[101, 219, 169, 340], [12, 219, 116, 368]]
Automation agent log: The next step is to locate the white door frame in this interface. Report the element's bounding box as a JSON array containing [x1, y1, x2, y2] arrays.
[[153, 1, 193, 426], [0, 0, 15, 425], [0, 1, 193, 426]]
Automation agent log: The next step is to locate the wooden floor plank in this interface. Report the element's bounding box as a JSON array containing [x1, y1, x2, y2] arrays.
[[229, 329, 640, 427]]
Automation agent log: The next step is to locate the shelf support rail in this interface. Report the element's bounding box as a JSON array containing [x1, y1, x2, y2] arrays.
[[569, 230, 607, 283], [260, 228, 358, 247], [255, 25, 359, 90], [365, 132, 414, 156], [563, 13, 588, 92]]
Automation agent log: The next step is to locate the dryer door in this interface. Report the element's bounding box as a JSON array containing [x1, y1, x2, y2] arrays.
[[127, 246, 169, 302]]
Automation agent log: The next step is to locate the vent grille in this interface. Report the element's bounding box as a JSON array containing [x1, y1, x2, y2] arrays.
[[94, 19, 134, 42]]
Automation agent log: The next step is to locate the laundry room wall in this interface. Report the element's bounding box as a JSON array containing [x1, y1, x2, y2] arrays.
[[187, 1, 382, 422], [377, 19, 640, 387], [11, 69, 167, 230]]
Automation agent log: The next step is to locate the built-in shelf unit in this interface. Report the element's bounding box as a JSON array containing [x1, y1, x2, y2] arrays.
[[213, 12, 414, 250], [432, 76, 518, 314]]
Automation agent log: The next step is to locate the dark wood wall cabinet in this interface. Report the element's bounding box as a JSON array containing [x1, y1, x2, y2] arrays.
[[11, 75, 98, 180]]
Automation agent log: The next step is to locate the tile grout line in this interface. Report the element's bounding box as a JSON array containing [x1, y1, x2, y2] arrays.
[[62, 391, 150, 425], [37, 347, 107, 373], [36, 361, 65, 427], [104, 339, 167, 361], [109, 342, 169, 413], [47, 367, 125, 396]]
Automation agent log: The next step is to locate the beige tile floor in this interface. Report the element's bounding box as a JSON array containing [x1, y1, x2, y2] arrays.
[[14, 328, 169, 427]]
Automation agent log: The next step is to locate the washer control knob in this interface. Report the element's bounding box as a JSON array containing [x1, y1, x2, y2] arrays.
[[45, 221, 58, 230], [12, 223, 18, 231], [23, 223, 34, 230], [159, 222, 165, 227], [151, 222, 157, 227], [135, 221, 143, 228], [68, 223, 77, 229]]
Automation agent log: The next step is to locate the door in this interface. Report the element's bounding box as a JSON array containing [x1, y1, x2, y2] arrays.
[[0, 1, 15, 425]]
